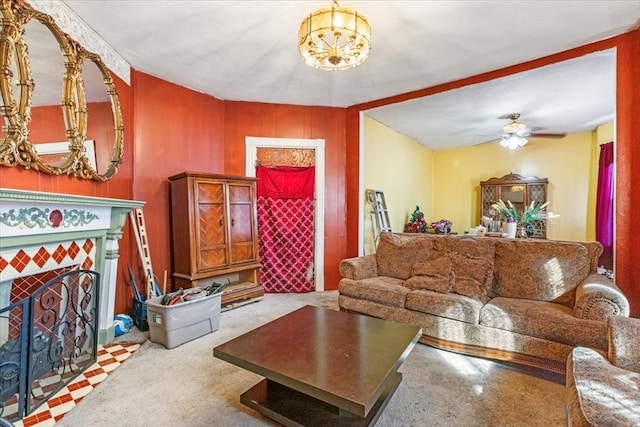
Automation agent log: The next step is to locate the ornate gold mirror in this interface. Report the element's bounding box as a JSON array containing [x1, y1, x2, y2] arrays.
[[79, 53, 123, 181], [23, 11, 79, 174], [0, 0, 124, 181], [0, 0, 35, 168]]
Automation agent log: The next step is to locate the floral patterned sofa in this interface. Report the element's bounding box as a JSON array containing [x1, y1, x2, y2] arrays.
[[566, 316, 640, 425], [338, 232, 630, 373]]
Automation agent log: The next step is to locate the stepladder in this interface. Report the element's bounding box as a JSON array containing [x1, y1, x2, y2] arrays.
[[366, 189, 392, 247], [129, 207, 158, 299]]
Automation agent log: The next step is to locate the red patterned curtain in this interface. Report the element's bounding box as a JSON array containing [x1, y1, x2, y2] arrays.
[[256, 165, 315, 293]]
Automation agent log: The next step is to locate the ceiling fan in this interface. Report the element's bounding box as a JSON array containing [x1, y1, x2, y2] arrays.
[[498, 113, 566, 149]]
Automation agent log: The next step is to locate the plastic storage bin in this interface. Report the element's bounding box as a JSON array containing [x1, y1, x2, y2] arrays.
[[146, 291, 221, 349]]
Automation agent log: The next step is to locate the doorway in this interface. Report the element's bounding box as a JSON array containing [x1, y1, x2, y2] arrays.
[[245, 137, 325, 291]]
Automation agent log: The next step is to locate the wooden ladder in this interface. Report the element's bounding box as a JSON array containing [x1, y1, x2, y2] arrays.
[[366, 189, 392, 247], [129, 208, 158, 298]]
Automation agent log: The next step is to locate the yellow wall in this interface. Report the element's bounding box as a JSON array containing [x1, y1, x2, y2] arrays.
[[432, 133, 598, 241], [363, 118, 614, 246], [363, 116, 433, 254]]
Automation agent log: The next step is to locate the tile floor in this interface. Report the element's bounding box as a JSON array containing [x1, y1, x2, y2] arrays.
[[12, 342, 140, 427]]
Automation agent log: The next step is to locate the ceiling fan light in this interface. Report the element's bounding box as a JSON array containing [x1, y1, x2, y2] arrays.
[[298, 0, 371, 71], [500, 134, 528, 150]]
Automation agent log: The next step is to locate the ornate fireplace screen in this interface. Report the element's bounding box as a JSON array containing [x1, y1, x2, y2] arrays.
[[0, 270, 99, 421]]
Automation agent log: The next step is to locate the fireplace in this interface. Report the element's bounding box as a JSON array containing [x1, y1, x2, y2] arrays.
[[0, 188, 143, 344], [0, 269, 100, 420]]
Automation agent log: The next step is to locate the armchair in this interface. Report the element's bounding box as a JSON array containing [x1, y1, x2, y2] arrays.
[[566, 316, 640, 426]]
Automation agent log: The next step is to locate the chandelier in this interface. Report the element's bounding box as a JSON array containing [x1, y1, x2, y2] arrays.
[[298, 0, 371, 71]]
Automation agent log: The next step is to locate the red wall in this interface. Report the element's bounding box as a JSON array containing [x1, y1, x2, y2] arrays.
[[613, 30, 640, 317], [130, 71, 226, 297], [28, 105, 67, 142], [346, 30, 640, 316], [130, 80, 348, 294], [0, 72, 136, 315], [224, 101, 347, 290]]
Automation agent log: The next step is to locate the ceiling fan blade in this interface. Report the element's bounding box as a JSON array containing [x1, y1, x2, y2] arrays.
[[529, 132, 567, 139], [473, 138, 499, 146]]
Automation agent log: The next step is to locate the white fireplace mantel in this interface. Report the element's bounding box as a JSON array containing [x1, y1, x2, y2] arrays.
[[0, 188, 144, 344]]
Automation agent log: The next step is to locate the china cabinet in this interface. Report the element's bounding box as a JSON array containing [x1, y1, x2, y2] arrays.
[[480, 173, 549, 238]]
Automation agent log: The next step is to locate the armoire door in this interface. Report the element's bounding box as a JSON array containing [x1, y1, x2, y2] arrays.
[[195, 180, 228, 271], [227, 180, 257, 265]]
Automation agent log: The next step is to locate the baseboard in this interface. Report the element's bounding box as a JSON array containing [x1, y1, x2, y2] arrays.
[[418, 335, 566, 375]]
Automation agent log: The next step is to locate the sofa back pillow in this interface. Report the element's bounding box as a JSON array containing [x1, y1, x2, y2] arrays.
[[404, 256, 454, 293], [376, 233, 435, 280], [448, 253, 493, 302], [494, 239, 591, 302], [433, 236, 496, 300]]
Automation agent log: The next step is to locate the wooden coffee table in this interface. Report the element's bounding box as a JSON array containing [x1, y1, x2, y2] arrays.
[[213, 305, 422, 426]]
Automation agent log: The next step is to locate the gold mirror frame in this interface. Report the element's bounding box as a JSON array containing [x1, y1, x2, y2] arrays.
[[0, 0, 124, 182], [77, 52, 124, 181]]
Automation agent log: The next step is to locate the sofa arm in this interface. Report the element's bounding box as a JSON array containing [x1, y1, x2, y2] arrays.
[[339, 255, 378, 280], [573, 273, 630, 320], [566, 346, 640, 426], [608, 316, 640, 372], [566, 347, 605, 427]]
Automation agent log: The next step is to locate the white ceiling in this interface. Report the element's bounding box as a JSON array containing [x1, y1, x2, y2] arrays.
[[62, 0, 640, 150]]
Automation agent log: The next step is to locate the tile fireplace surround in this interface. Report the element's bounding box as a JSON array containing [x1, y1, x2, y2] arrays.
[[0, 188, 143, 344]]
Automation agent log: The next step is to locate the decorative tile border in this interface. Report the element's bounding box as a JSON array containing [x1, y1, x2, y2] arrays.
[[0, 208, 99, 229], [0, 239, 95, 282]]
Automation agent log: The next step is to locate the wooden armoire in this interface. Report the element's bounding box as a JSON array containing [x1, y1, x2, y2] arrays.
[[168, 171, 264, 306]]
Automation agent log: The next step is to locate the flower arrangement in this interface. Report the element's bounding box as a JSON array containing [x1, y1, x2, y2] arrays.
[[491, 199, 551, 225], [404, 206, 429, 233], [431, 219, 453, 234]]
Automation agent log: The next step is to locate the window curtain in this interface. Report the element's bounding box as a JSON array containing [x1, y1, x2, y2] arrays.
[[596, 141, 614, 270], [256, 165, 315, 293]]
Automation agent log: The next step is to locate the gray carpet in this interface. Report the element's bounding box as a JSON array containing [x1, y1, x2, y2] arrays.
[[57, 291, 566, 426]]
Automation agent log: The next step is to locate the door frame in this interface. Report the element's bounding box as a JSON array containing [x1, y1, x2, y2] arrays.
[[245, 137, 325, 291]]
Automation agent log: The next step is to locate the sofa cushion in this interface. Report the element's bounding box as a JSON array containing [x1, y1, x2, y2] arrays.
[[338, 277, 409, 308], [404, 256, 453, 293], [376, 233, 435, 280], [480, 297, 607, 349], [569, 346, 640, 426], [448, 253, 492, 302], [493, 239, 591, 301], [406, 290, 482, 324]]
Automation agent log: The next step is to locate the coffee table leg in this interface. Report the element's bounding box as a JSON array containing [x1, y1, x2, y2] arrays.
[[240, 373, 402, 427]]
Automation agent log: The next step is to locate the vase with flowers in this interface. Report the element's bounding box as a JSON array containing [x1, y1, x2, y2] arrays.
[[491, 199, 552, 238]]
